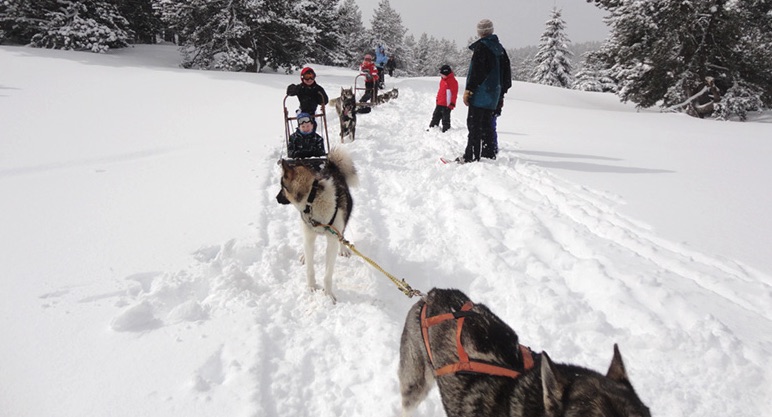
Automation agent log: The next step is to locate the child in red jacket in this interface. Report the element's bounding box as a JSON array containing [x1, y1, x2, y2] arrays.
[[429, 65, 459, 132], [359, 54, 380, 103]]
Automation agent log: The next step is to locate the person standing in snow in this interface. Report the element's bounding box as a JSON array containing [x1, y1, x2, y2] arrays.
[[386, 57, 397, 77], [429, 65, 459, 132], [359, 54, 380, 103], [286, 67, 329, 116], [374, 44, 389, 88], [458, 19, 512, 163]]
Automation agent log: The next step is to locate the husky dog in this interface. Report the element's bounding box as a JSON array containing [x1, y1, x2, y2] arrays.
[[330, 87, 357, 142], [376, 87, 399, 104], [399, 288, 651, 417], [276, 147, 359, 302]]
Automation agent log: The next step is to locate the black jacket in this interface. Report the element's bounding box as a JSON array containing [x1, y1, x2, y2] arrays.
[[287, 82, 329, 115]]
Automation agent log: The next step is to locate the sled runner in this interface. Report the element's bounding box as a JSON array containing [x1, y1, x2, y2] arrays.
[[282, 93, 331, 169]]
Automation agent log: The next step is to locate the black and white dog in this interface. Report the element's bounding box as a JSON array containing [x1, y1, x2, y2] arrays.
[[276, 148, 358, 303], [330, 87, 357, 142], [399, 288, 651, 417]]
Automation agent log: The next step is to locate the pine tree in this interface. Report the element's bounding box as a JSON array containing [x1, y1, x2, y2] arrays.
[[0, 0, 53, 45], [299, 0, 343, 66], [368, 0, 407, 69], [572, 51, 616, 93], [530, 7, 574, 88], [115, 0, 160, 44], [336, 0, 369, 68], [588, 0, 772, 119], [1, 0, 133, 52], [154, 0, 312, 72]]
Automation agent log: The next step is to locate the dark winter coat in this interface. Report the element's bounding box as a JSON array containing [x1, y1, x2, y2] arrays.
[[286, 82, 329, 115], [436, 72, 459, 108], [288, 128, 326, 159], [466, 34, 512, 110]]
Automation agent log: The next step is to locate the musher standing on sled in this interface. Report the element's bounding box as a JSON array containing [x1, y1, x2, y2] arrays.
[[286, 67, 329, 116], [359, 54, 379, 104]]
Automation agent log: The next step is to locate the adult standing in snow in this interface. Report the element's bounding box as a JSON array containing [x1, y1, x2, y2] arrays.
[[359, 54, 379, 103], [374, 44, 389, 88], [386, 57, 397, 77], [286, 67, 329, 116], [458, 19, 511, 163], [429, 65, 458, 132]]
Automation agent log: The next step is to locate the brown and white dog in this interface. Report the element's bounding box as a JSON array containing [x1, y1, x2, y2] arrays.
[[276, 148, 358, 302]]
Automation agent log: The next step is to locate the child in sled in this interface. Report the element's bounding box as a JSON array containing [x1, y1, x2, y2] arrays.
[[288, 113, 326, 159]]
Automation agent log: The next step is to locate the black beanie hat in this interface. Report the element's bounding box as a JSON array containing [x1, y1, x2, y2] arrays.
[[440, 65, 452, 75]]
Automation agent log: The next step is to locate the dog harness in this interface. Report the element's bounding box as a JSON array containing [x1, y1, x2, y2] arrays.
[[420, 301, 535, 378], [303, 179, 338, 228]]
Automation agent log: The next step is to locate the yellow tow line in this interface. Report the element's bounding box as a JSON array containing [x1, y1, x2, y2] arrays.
[[315, 222, 424, 298]]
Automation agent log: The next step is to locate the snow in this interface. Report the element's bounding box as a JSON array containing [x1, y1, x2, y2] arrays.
[[1, 44, 771, 417]]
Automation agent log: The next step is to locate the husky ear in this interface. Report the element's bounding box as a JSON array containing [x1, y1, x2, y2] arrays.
[[280, 159, 295, 179], [541, 351, 565, 417], [606, 343, 630, 383]]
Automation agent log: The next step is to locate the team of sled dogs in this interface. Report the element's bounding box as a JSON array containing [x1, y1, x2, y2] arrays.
[[276, 94, 650, 417]]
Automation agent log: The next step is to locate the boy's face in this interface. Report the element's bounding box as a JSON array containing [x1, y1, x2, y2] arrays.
[[299, 120, 314, 133]]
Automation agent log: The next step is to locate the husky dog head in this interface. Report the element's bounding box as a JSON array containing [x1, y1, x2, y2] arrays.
[[275, 159, 315, 206], [540, 345, 650, 417]]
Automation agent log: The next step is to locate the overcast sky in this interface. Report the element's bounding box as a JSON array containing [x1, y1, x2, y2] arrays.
[[354, 0, 609, 49]]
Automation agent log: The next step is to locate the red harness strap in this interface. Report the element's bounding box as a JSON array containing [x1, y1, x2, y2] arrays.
[[421, 301, 535, 378]]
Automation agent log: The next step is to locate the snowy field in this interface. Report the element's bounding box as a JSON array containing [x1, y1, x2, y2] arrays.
[[1, 44, 771, 417]]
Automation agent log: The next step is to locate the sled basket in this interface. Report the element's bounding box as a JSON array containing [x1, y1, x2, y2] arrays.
[[283, 93, 331, 162]]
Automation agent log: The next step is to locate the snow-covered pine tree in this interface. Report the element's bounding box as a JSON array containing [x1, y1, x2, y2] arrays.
[[0, 0, 51, 45], [298, 0, 343, 67], [368, 0, 407, 69], [2, 0, 133, 52], [336, 0, 369, 68], [572, 51, 616, 93], [588, 0, 772, 120], [530, 7, 573, 88], [115, 0, 160, 44], [154, 0, 313, 72]]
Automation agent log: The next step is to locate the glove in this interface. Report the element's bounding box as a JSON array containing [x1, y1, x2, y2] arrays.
[[463, 90, 472, 106], [286, 84, 298, 95], [449, 102, 455, 110]]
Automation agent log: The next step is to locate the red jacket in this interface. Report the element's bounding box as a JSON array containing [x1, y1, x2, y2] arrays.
[[360, 60, 379, 82], [436, 72, 459, 108]]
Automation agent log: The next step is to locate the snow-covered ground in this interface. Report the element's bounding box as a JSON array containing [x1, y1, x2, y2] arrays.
[[1, 44, 770, 417]]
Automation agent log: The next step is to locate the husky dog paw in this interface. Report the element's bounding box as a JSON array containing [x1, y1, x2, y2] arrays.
[[324, 290, 337, 304], [339, 246, 352, 257], [299, 253, 306, 264]]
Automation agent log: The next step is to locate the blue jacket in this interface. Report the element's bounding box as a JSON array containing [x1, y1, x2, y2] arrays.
[[375, 45, 388, 68], [466, 35, 511, 110]]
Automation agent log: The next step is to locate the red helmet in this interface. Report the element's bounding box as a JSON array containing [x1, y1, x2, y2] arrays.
[[300, 67, 315, 79]]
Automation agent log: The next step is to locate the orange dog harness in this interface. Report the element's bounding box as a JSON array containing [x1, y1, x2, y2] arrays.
[[421, 301, 535, 378]]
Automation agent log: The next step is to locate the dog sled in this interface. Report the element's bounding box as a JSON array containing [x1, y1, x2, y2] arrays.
[[282, 94, 331, 170], [354, 73, 399, 110]]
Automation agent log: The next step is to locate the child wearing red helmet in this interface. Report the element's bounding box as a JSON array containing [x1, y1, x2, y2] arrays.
[[359, 54, 379, 103], [286, 66, 329, 115]]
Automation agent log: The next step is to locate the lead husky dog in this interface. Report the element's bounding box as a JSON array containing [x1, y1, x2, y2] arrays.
[[276, 147, 358, 302], [330, 87, 356, 142], [399, 288, 651, 417]]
